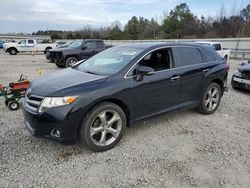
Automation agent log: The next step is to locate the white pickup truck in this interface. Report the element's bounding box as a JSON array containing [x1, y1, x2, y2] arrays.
[[3, 39, 57, 55], [195, 41, 231, 60]]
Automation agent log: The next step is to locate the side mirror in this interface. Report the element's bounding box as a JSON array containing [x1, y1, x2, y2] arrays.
[[137, 65, 155, 76], [82, 46, 87, 50]]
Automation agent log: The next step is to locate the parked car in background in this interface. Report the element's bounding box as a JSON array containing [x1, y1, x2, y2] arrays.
[[0, 40, 5, 48], [195, 41, 231, 60], [50, 39, 112, 68], [22, 43, 229, 152], [46, 41, 73, 62], [3, 39, 57, 55], [231, 60, 250, 90]]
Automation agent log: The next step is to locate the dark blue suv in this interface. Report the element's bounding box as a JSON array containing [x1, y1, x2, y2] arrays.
[[22, 43, 229, 152]]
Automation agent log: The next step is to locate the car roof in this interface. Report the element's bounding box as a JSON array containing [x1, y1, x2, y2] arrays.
[[119, 42, 212, 50], [195, 41, 220, 45]]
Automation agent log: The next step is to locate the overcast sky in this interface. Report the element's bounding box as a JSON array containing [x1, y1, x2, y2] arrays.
[[0, 0, 248, 33]]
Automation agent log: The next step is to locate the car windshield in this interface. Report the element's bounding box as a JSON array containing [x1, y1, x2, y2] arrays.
[[68, 41, 82, 48], [78, 46, 143, 76]]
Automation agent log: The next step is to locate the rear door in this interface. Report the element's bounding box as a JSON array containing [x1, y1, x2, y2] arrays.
[[27, 40, 36, 52], [132, 48, 181, 119], [172, 47, 208, 104]]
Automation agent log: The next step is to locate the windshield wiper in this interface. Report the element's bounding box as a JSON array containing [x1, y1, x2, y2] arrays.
[[85, 71, 99, 75]]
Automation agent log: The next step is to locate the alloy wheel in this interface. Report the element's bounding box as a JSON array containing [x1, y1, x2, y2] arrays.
[[205, 87, 220, 111], [90, 110, 122, 146]]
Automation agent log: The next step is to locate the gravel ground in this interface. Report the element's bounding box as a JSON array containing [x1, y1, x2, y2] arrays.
[[0, 49, 250, 188]]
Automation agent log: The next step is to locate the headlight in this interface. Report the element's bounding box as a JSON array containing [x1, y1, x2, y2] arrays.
[[39, 96, 78, 113], [234, 69, 242, 77]]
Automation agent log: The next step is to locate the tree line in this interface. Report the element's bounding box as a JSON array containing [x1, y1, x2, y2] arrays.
[[33, 3, 250, 40]]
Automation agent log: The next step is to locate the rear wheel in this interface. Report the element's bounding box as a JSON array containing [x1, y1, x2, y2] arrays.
[[198, 83, 221, 114], [79, 102, 126, 152], [8, 101, 19, 111], [66, 57, 78, 67], [44, 47, 51, 54]]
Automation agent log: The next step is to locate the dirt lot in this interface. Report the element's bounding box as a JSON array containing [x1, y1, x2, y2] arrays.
[[0, 49, 250, 188]]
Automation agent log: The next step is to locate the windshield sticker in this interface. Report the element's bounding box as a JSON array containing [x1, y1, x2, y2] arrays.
[[118, 51, 137, 56]]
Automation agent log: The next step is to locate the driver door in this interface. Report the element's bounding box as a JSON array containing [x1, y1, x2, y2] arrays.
[[80, 41, 97, 60], [133, 48, 180, 119]]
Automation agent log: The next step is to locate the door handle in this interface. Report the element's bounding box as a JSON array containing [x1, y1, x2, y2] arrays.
[[203, 69, 210, 73], [171, 76, 180, 81]]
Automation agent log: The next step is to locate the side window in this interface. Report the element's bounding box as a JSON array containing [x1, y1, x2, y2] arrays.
[[212, 44, 221, 51], [84, 41, 96, 49], [138, 48, 173, 72], [200, 49, 216, 62], [175, 47, 203, 66], [18, 40, 26, 44], [96, 41, 104, 49], [28, 40, 34, 44]]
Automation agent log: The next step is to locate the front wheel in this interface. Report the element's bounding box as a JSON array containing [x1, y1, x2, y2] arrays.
[[66, 57, 78, 67], [79, 102, 126, 152], [198, 83, 222, 114]]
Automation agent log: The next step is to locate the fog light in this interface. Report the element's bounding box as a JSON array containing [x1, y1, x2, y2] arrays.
[[51, 129, 61, 138]]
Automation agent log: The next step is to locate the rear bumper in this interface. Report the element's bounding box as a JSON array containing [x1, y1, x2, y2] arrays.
[[22, 101, 81, 145]]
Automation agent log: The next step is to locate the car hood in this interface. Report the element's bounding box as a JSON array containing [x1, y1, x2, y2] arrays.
[[3, 42, 15, 47], [238, 63, 250, 73], [30, 68, 106, 96], [49, 47, 77, 53]]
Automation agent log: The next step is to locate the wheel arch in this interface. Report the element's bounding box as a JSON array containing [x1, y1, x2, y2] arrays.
[[76, 98, 130, 138], [7, 47, 18, 53], [44, 47, 52, 53], [65, 55, 79, 60], [210, 78, 224, 94]]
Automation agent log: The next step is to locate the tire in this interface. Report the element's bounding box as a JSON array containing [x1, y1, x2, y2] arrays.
[[8, 48, 17, 55], [44, 47, 51, 54], [66, 57, 78, 67], [55, 61, 65, 68], [8, 101, 19, 111], [224, 55, 228, 61], [198, 82, 222, 114], [79, 102, 126, 152]]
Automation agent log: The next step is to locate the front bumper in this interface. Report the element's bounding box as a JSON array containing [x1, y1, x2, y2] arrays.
[[231, 75, 250, 90], [22, 101, 82, 145]]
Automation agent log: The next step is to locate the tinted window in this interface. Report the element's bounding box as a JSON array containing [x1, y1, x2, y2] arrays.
[[68, 41, 82, 48], [84, 41, 96, 49], [212, 44, 221, 51], [200, 49, 216, 62], [96, 41, 104, 48], [18, 40, 26, 44], [175, 47, 203, 66], [28, 40, 34, 44], [138, 48, 173, 71]]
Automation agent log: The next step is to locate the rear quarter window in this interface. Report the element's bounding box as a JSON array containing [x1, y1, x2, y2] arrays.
[[175, 47, 203, 67], [200, 49, 216, 62]]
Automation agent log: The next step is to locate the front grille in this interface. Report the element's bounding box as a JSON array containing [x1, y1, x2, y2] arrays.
[[242, 72, 250, 80], [25, 94, 44, 112], [50, 52, 62, 59]]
